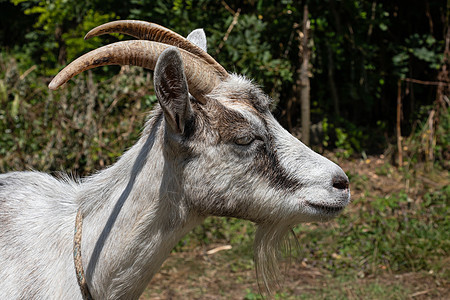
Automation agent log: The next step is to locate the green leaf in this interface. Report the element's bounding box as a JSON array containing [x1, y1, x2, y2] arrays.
[[379, 23, 388, 31], [412, 47, 436, 62]]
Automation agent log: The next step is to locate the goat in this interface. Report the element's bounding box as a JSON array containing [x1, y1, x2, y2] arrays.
[[0, 20, 350, 299]]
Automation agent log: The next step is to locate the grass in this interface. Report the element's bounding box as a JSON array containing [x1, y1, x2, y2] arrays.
[[242, 274, 416, 299], [294, 274, 414, 299]]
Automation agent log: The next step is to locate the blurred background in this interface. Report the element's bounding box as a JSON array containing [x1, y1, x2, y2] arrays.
[[0, 0, 448, 299]]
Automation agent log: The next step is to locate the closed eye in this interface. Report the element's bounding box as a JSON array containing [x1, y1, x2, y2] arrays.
[[234, 135, 255, 146], [234, 135, 265, 146]]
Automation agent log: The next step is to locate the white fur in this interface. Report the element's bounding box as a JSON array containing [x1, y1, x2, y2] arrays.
[[186, 28, 207, 52]]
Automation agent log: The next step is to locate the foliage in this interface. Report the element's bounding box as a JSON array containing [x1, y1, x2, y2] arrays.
[[0, 52, 154, 173], [402, 104, 450, 168], [3, 1, 446, 157], [393, 33, 445, 78], [214, 14, 293, 95], [9, 0, 119, 74], [62, 10, 119, 62]]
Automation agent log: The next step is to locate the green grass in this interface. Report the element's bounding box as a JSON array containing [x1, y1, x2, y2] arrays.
[[296, 275, 411, 299], [240, 271, 422, 299], [292, 186, 449, 276]]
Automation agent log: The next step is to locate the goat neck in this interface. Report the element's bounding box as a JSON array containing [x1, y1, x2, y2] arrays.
[[77, 111, 203, 299]]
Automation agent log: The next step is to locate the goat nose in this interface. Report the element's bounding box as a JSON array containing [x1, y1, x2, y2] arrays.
[[332, 173, 349, 191]]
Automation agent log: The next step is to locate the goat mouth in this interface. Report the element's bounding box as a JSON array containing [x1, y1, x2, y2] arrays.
[[306, 202, 345, 214]]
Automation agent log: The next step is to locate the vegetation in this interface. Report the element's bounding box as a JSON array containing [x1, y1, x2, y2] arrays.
[[1, 0, 449, 298], [1, 0, 448, 168]]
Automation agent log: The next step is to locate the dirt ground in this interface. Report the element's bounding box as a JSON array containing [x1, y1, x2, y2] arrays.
[[139, 154, 449, 299], [141, 256, 449, 299]]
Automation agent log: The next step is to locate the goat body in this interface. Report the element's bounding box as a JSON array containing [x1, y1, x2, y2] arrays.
[[0, 21, 350, 299]]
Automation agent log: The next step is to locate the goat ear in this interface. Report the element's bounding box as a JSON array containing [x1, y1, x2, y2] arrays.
[[154, 47, 192, 134], [186, 29, 207, 52]]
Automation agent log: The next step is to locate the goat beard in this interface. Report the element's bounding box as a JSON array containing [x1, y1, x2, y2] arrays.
[[254, 223, 299, 295]]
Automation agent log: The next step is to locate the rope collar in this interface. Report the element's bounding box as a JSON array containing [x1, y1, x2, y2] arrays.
[[74, 208, 94, 300]]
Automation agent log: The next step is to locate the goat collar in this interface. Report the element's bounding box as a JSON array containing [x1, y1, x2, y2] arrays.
[[74, 208, 94, 300]]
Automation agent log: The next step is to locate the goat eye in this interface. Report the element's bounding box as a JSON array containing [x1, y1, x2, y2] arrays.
[[234, 135, 255, 146]]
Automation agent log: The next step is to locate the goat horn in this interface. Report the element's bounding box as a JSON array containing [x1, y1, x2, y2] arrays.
[[48, 41, 222, 104], [84, 20, 228, 78]]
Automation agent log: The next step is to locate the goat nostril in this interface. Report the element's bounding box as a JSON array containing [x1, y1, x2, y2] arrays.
[[332, 176, 349, 190]]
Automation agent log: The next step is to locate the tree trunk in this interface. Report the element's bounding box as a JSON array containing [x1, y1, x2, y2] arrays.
[[300, 4, 311, 146], [55, 26, 66, 65], [327, 43, 340, 117], [396, 80, 403, 167]]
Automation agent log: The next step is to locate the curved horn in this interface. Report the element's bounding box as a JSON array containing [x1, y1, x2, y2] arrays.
[[48, 41, 222, 104], [84, 20, 228, 78]]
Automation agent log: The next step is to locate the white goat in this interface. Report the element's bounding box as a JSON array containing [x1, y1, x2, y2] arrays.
[[0, 20, 350, 299]]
